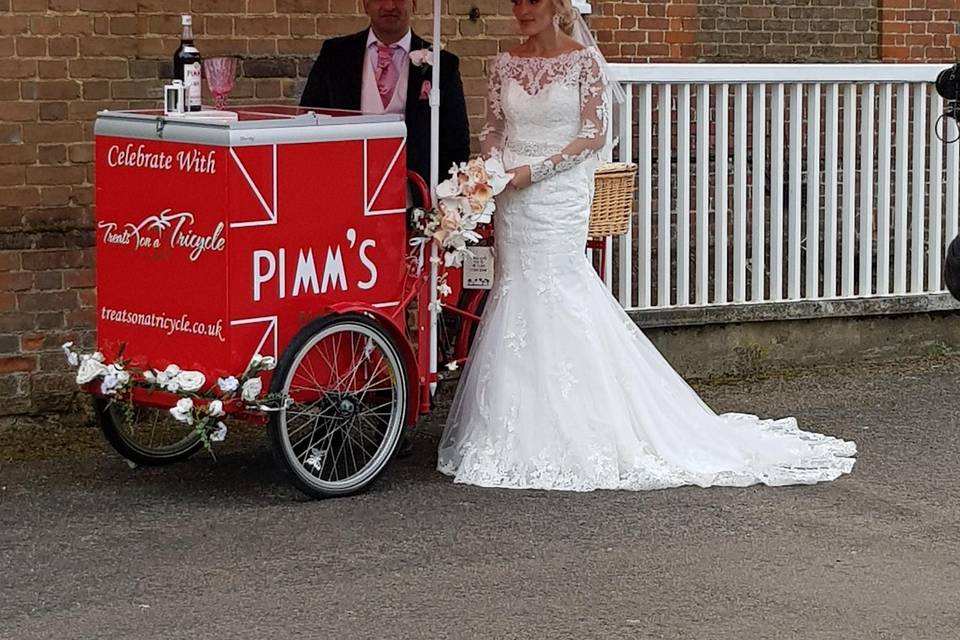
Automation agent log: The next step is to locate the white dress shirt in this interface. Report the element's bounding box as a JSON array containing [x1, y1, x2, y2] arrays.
[[361, 30, 411, 115]]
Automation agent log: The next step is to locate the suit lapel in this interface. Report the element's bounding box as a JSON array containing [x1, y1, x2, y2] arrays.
[[342, 29, 368, 111], [405, 32, 426, 118]]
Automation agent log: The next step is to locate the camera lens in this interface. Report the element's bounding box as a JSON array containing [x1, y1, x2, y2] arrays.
[[936, 65, 960, 100]]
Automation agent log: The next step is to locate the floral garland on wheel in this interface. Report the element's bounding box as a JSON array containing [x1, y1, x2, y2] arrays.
[[63, 342, 282, 452]]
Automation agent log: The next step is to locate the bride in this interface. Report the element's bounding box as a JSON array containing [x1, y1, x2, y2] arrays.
[[436, 0, 856, 491]]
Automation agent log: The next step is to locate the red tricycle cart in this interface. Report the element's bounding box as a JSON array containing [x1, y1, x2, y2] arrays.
[[91, 105, 487, 498]]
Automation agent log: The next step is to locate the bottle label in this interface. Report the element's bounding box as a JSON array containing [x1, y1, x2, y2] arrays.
[[184, 62, 202, 108]]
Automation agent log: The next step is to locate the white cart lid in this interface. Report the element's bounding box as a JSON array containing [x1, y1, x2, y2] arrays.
[[94, 104, 406, 147]]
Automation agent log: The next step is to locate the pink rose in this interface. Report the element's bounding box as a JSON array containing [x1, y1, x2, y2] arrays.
[[433, 208, 461, 244]]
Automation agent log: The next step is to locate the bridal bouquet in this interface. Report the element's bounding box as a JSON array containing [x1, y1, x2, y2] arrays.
[[410, 154, 511, 267]]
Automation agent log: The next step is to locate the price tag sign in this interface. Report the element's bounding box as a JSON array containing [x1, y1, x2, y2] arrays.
[[463, 246, 494, 290]]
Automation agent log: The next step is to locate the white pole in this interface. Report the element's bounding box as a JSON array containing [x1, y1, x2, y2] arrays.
[[428, 0, 441, 394]]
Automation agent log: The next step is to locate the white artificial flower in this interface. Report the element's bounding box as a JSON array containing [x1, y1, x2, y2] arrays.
[[100, 372, 119, 396], [163, 377, 181, 394], [438, 282, 452, 297], [217, 376, 239, 393], [169, 397, 194, 425], [76, 358, 107, 385], [444, 250, 465, 268], [439, 195, 468, 216], [445, 361, 459, 372], [91, 352, 105, 363], [143, 370, 157, 384], [163, 363, 181, 377], [210, 421, 227, 442], [409, 47, 434, 67], [174, 370, 206, 393], [116, 370, 131, 386], [484, 155, 512, 195], [206, 399, 225, 418], [61, 342, 79, 367], [241, 377, 263, 403], [436, 177, 461, 199], [428, 300, 443, 313]]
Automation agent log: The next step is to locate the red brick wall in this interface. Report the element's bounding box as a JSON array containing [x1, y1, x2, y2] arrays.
[[879, 0, 960, 62], [1, 0, 957, 416]]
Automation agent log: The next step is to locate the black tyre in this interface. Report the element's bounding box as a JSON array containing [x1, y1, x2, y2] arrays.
[[268, 314, 408, 499], [94, 397, 203, 466]]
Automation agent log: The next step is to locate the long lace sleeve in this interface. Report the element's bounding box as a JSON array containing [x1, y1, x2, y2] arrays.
[[529, 49, 609, 184], [479, 55, 505, 157]]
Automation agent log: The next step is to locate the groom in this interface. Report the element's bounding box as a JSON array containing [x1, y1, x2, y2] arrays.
[[299, 0, 471, 185]]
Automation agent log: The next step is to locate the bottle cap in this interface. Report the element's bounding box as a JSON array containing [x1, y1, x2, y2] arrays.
[[181, 15, 192, 26]]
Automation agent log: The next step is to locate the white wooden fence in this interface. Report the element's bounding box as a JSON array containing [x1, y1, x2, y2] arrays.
[[605, 63, 960, 312]]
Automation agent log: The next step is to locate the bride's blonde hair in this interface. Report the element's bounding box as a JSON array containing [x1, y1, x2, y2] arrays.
[[552, 0, 579, 35]]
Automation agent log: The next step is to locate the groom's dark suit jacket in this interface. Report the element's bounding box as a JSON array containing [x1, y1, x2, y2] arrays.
[[300, 30, 471, 185]]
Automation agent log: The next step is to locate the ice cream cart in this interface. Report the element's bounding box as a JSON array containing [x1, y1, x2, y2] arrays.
[[91, 105, 485, 497]]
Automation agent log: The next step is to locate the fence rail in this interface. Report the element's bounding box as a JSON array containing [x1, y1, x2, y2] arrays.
[[605, 63, 959, 315]]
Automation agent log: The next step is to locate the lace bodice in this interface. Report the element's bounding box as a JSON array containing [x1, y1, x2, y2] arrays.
[[479, 48, 610, 183]]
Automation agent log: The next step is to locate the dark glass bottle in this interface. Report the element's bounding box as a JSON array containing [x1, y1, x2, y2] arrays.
[[173, 14, 202, 112]]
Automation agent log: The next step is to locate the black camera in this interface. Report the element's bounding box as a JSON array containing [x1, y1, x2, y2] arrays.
[[935, 64, 960, 142], [936, 63, 960, 101]]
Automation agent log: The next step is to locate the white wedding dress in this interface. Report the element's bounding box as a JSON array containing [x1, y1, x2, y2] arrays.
[[436, 49, 856, 491]]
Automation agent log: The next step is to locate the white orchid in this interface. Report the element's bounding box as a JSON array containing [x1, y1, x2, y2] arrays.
[[210, 421, 228, 442], [174, 370, 205, 393], [436, 177, 462, 199], [169, 397, 194, 424], [484, 155, 512, 194], [217, 376, 239, 393], [241, 377, 263, 403], [206, 399, 225, 418]]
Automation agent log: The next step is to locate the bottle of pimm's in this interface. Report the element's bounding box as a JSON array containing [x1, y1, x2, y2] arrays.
[[173, 14, 202, 112]]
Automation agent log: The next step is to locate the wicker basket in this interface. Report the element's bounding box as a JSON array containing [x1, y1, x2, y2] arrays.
[[588, 162, 638, 240]]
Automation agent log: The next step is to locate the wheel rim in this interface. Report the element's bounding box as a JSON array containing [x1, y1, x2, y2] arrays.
[[277, 320, 406, 493], [108, 403, 201, 458]]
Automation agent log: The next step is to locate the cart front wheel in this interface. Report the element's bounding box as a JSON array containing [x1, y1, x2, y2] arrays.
[[94, 397, 203, 466], [269, 314, 408, 499]]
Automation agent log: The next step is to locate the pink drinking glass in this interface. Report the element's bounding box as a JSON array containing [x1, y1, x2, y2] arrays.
[[203, 57, 238, 110]]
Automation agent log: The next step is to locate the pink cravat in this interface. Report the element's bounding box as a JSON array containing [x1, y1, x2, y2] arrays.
[[374, 43, 399, 108]]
